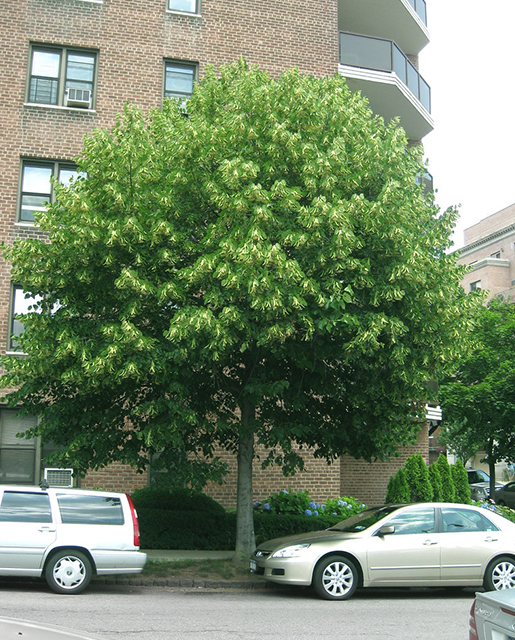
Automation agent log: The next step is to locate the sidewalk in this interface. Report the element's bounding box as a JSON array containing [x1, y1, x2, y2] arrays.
[[97, 549, 272, 590]]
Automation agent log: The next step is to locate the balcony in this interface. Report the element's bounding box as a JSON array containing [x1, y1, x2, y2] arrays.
[[339, 32, 434, 141], [338, 0, 429, 56]]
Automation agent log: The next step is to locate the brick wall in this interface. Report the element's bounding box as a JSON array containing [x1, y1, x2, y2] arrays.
[[339, 427, 430, 505]]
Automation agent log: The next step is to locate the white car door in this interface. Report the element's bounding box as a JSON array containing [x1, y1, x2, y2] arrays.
[[0, 490, 57, 574]]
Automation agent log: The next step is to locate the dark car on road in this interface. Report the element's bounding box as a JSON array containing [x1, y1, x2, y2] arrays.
[[494, 481, 515, 508]]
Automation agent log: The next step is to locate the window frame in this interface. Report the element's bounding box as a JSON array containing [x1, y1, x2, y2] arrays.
[[163, 59, 198, 105], [167, 0, 200, 14], [18, 158, 80, 224], [27, 44, 98, 109], [8, 284, 41, 353], [0, 410, 40, 486], [470, 280, 482, 292]]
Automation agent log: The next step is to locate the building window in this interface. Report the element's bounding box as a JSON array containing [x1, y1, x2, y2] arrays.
[[19, 160, 80, 223], [168, 0, 199, 13], [470, 280, 482, 292], [9, 286, 41, 352], [491, 251, 501, 259], [0, 410, 38, 485], [164, 61, 197, 103], [28, 45, 97, 108]]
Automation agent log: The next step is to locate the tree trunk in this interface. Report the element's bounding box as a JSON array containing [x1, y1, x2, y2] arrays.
[[487, 438, 497, 498], [233, 398, 256, 565]]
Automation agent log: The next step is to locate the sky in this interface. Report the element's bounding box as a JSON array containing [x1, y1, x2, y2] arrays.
[[419, 0, 515, 249]]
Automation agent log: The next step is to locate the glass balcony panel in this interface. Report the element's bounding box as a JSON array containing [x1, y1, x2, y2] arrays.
[[393, 45, 407, 84], [406, 0, 427, 25], [340, 33, 392, 72], [340, 32, 431, 116], [415, 0, 427, 24], [419, 78, 431, 113], [406, 59, 419, 99]]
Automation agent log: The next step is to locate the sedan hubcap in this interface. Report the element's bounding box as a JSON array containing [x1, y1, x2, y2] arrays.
[[322, 562, 353, 596], [492, 562, 515, 589]]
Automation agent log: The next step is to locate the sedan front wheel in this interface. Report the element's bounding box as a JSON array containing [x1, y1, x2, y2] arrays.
[[313, 555, 358, 600], [484, 556, 515, 591]]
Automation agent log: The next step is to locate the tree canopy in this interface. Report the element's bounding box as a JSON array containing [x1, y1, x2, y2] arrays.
[[440, 297, 515, 488], [1, 60, 474, 558]]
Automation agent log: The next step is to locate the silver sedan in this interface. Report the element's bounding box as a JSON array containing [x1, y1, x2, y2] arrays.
[[250, 502, 515, 600]]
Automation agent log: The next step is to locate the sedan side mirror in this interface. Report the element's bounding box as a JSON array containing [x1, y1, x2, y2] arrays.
[[377, 525, 395, 536]]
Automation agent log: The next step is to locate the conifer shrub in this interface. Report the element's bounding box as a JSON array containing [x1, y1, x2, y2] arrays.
[[435, 454, 456, 502], [385, 468, 410, 503], [404, 453, 433, 502], [451, 458, 471, 504], [428, 463, 443, 502]]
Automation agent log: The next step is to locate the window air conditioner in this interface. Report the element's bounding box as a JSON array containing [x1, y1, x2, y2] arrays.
[[64, 88, 92, 109], [44, 468, 74, 488]]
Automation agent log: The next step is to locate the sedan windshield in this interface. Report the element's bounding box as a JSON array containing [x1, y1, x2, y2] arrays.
[[328, 505, 403, 532]]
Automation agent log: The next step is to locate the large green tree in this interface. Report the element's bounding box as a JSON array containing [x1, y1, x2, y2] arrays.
[[1, 61, 474, 559], [440, 297, 515, 494]]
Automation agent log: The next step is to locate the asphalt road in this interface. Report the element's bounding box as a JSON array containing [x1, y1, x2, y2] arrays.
[[0, 580, 475, 639]]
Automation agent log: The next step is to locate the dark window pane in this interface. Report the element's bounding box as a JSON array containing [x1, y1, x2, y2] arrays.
[[165, 64, 195, 99], [29, 50, 60, 104], [0, 491, 51, 522], [65, 52, 95, 94], [57, 494, 124, 525]]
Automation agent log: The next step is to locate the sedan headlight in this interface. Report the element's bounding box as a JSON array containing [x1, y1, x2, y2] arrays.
[[270, 544, 310, 558]]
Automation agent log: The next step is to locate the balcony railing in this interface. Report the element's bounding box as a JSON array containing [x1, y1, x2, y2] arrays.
[[407, 0, 427, 25], [339, 32, 431, 114]]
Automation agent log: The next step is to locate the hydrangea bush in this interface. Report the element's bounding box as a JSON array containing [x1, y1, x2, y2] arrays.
[[253, 488, 366, 518]]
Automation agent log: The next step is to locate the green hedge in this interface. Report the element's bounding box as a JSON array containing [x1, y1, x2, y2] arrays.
[[137, 509, 344, 549]]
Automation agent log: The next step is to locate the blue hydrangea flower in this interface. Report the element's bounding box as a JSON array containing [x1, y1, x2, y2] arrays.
[[308, 501, 317, 510], [263, 503, 271, 511], [313, 510, 319, 516], [305, 509, 313, 516]]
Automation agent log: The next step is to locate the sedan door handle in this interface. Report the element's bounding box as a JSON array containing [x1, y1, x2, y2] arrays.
[[422, 539, 438, 546], [484, 536, 498, 543], [38, 526, 56, 533]]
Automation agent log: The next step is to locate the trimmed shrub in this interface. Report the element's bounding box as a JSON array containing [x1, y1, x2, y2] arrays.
[[452, 459, 471, 504], [131, 486, 225, 515], [138, 510, 234, 549], [404, 454, 433, 502], [428, 463, 443, 502], [435, 454, 455, 502], [385, 468, 410, 503]]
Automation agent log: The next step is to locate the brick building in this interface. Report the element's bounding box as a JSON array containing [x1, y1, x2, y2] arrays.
[[0, 0, 434, 506], [457, 202, 515, 301]]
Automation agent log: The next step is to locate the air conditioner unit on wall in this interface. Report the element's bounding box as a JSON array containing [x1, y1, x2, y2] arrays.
[[44, 468, 74, 488], [64, 88, 91, 109]]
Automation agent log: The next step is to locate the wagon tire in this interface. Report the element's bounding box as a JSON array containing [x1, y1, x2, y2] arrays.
[[45, 549, 93, 594]]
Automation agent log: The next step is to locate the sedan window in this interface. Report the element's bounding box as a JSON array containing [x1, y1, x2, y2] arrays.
[[441, 507, 498, 533], [386, 508, 435, 535]]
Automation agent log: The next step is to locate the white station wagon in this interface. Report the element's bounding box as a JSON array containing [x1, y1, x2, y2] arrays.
[[0, 484, 147, 594]]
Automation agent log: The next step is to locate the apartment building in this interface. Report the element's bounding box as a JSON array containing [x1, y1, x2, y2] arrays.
[[0, 0, 433, 505], [457, 203, 515, 301]]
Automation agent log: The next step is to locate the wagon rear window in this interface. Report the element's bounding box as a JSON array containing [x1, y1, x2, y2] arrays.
[[57, 493, 124, 524]]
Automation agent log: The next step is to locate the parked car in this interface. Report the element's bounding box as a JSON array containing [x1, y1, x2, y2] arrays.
[[469, 589, 515, 640], [468, 469, 504, 501], [494, 482, 515, 508], [0, 617, 105, 639], [250, 502, 515, 600], [0, 484, 147, 594]]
